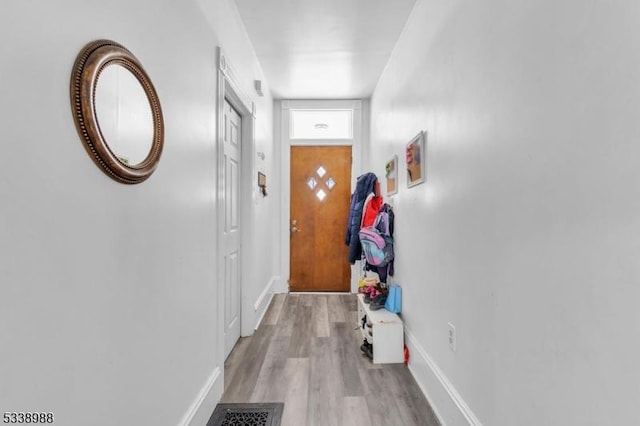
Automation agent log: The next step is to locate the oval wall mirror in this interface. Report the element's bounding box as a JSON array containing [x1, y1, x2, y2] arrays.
[[70, 40, 164, 184]]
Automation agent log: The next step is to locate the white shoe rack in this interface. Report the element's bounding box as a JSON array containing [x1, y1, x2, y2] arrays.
[[356, 293, 404, 364]]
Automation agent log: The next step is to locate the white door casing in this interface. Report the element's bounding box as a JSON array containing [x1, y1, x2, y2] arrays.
[[223, 100, 242, 359], [217, 48, 256, 364]]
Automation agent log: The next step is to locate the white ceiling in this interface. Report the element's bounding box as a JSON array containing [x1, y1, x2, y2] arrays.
[[233, 0, 417, 100]]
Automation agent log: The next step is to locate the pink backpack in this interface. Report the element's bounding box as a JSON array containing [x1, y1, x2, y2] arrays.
[[358, 211, 393, 266]]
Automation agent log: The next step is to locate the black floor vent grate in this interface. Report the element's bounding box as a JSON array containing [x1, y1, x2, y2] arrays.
[[207, 403, 284, 426]]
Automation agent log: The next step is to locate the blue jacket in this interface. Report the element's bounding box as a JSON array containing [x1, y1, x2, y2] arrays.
[[345, 172, 378, 264]]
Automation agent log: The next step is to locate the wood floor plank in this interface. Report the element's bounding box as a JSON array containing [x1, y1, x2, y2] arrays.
[[262, 293, 286, 325], [341, 293, 357, 312], [307, 337, 343, 426], [288, 305, 313, 358], [311, 295, 330, 338], [326, 294, 346, 323], [277, 294, 300, 337], [385, 364, 441, 426], [221, 324, 276, 402], [362, 368, 406, 426], [223, 336, 251, 392], [251, 336, 291, 402], [341, 396, 373, 426], [330, 322, 365, 397], [280, 358, 310, 426], [299, 293, 314, 307], [345, 309, 358, 327]]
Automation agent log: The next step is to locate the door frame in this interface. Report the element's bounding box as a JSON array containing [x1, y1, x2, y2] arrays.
[[216, 48, 256, 360], [278, 99, 364, 294]]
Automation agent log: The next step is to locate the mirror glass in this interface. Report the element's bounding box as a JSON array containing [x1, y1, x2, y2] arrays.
[[94, 64, 154, 166]]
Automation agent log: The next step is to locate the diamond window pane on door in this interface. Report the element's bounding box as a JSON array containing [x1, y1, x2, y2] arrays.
[[326, 177, 335, 190], [307, 177, 317, 190], [316, 189, 327, 201], [316, 166, 326, 178]]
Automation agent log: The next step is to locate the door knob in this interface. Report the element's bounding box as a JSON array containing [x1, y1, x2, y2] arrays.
[[290, 219, 301, 236]]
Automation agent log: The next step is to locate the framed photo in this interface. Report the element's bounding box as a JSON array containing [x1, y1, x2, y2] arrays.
[[406, 131, 425, 187], [385, 155, 398, 196]]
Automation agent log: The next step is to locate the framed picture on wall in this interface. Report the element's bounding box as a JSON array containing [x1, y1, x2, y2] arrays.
[[385, 155, 398, 196], [406, 131, 426, 187]]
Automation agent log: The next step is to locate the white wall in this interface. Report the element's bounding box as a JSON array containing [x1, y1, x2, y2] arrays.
[[369, 1, 640, 425], [0, 1, 276, 425]]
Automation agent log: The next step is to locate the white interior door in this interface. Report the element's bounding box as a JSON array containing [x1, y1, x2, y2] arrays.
[[223, 99, 241, 359]]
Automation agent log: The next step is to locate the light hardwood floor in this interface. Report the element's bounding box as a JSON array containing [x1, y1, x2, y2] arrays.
[[221, 293, 441, 426]]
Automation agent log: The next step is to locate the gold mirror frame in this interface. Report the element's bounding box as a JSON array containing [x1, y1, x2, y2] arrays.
[[70, 40, 164, 184]]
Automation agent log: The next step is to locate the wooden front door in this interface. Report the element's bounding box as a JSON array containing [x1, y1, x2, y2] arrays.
[[290, 146, 351, 292]]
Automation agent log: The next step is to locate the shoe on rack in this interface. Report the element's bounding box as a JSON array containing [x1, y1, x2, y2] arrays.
[[363, 286, 376, 303], [364, 343, 373, 360], [369, 294, 388, 311], [360, 341, 373, 359]]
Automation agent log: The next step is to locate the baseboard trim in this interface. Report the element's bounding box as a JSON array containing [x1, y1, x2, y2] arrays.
[[254, 275, 278, 311], [254, 293, 274, 330], [404, 328, 483, 426], [253, 276, 279, 330], [180, 366, 222, 426]]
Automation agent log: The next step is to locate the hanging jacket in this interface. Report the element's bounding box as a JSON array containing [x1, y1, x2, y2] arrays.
[[361, 194, 383, 228], [345, 172, 378, 264]]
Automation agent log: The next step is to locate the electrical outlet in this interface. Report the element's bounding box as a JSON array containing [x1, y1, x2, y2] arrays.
[[448, 322, 457, 352]]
